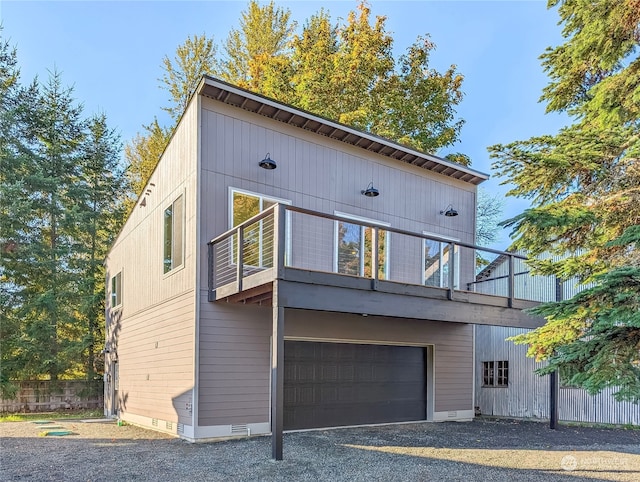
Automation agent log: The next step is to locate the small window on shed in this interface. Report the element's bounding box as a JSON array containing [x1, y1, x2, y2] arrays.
[[496, 360, 509, 387], [482, 361, 494, 386], [483, 360, 508, 387]]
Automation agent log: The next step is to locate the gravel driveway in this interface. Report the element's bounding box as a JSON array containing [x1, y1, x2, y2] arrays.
[[1, 418, 639, 481]]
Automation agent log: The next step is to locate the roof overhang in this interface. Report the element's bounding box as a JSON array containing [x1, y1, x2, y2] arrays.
[[197, 76, 489, 185]]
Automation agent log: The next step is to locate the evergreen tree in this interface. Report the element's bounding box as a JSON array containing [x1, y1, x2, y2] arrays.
[[0, 30, 25, 397], [76, 114, 126, 380], [160, 34, 217, 123], [1, 37, 126, 392], [489, 0, 640, 401], [4, 70, 86, 381]]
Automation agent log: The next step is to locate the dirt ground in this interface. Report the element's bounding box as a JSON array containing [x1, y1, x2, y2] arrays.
[[1, 417, 639, 481]]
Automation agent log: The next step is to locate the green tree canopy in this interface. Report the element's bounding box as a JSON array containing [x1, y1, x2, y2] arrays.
[[138, 0, 469, 192], [490, 0, 640, 402], [1, 34, 126, 395], [160, 33, 217, 123], [123, 118, 170, 202], [219, 0, 296, 95]]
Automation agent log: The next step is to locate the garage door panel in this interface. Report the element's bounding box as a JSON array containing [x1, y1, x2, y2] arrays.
[[284, 341, 426, 430]]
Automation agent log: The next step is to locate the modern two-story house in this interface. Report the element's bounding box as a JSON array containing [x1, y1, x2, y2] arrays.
[[104, 76, 543, 459]]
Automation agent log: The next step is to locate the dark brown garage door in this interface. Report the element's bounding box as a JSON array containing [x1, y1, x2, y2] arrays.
[[284, 341, 426, 430]]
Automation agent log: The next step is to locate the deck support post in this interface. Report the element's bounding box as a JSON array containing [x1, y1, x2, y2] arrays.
[[271, 280, 284, 460], [550, 278, 563, 430], [507, 255, 515, 308], [550, 369, 559, 429]]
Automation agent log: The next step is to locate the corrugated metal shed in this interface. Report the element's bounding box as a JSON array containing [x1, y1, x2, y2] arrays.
[[475, 327, 639, 425], [474, 252, 637, 425]]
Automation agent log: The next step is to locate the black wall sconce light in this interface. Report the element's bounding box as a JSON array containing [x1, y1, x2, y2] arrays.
[[259, 153, 277, 170], [361, 181, 380, 197], [440, 204, 459, 217]]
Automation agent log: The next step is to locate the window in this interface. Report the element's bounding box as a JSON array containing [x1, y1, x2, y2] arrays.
[[230, 189, 290, 268], [483, 360, 508, 387], [496, 360, 509, 386], [423, 233, 459, 288], [111, 272, 122, 308], [335, 212, 389, 279], [164, 194, 184, 274], [113, 361, 119, 391]]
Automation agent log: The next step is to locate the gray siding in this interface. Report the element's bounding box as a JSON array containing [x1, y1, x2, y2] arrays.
[[115, 291, 195, 424], [197, 303, 473, 426], [197, 97, 477, 427], [198, 296, 271, 426], [475, 326, 639, 425], [105, 98, 199, 426], [286, 310, 473, 413]]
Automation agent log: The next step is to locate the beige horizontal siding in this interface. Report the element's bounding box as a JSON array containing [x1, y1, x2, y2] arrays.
[[197, 301, 473, 427], [115, 290, 195, 424], [198, 301, 271, 426]]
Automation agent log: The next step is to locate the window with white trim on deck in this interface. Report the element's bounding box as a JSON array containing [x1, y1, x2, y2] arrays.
[[423, 232, 460, 289], [334, 212, 390, 279], [229, 188, 290, 268]]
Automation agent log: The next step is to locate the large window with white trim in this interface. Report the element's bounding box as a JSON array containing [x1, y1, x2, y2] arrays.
[[230, 188, 290, 268], [423, 232, 459, 288], [163, 194, 184, 274], [335, 213, 389, 279]]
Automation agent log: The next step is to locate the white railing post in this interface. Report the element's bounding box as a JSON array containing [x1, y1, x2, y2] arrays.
[[275, 204, 287, 279], [448, 242, 456, 300], [236, 226, 244, 293], [372, 226, 379, 282]]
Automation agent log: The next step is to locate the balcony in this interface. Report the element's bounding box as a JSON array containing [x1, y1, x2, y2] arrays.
[[207, 204, 548, 329]]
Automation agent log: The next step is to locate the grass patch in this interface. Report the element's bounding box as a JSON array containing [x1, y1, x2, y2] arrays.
[[0, 409, 103, 422], [561, 420, 640, 430]]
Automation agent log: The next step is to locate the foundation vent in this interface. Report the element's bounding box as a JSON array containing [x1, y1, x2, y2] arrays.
[[231, 423, 250, 436], [166, 421, 173, 430], [447, 411, 458, 418], [152, 418, 158, 427], [177, 423, 184, 434]]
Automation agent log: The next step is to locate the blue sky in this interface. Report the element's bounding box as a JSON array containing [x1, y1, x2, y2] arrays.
[[2, 1, 568, 247]]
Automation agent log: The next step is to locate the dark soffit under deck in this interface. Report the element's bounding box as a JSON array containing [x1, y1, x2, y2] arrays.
[[211, 268, 546, 330]]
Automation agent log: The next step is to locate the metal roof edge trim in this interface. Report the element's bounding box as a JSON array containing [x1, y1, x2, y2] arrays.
[[198, 76, 489, 184]]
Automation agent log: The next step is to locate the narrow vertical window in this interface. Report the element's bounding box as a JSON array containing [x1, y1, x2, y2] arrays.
[[482, 361, 494, 386], [164, 194, 184, 274], [335, 213, 389, 279], [496, 360, 509, 387], [423, 233, 459, 288], [111, 272, 122, 308]]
